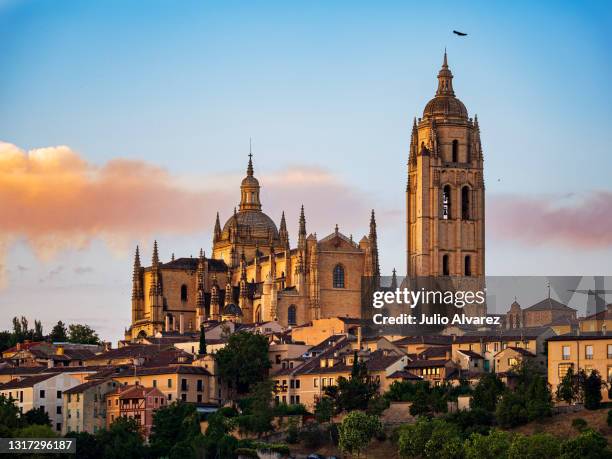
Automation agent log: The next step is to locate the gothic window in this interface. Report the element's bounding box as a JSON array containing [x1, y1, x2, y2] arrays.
[[180, 285, 188, 302], [461, 186, 471, 220], [255, 305, 262, 323], [464, 256, 472, 276], [442, 185, 452, 220], [288, 305, 297, 326], [452, 140, 458, 162], [333, 264, 345, 288], [442, 254, 450, 276]]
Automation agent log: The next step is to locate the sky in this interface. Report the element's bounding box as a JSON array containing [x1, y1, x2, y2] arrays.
[[0, 0, 611, 343]]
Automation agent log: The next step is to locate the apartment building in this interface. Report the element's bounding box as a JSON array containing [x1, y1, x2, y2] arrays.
[[0, 372, 81, 433], [547, 333, 612, 403], [62, 379, 119, 434]]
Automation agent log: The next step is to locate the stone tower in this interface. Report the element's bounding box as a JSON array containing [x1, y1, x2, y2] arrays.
[[406, 52, 485, 316]]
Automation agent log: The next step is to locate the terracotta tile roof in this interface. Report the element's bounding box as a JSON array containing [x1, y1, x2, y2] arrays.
[[0, 373, 56, 389], [392, 335, 453, 346], [114, 365, 211, 377], [582, 306, 612, 321], [0, 367, 46, 376], [3, 341, 48, 354], [418, 346, 451, 359], [505, 346, 536, 357], [388, 370, 422, 380], [547, 332, 612, 341], [524, 298, 575, 312], [457, 349, 484, 359], [63, 379, 112, 394]]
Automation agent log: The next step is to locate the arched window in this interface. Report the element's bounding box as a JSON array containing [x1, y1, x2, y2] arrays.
[[333, 264, 345, 288], [288, 305, 297, 326], [452, 140, 459, 162], [461, 186, 471, 220], [442, 254, 450, 276], [464, 256, 472, 276], [180, 285, 188, 302], [442, 185, 452, 220], [255, 305, 261, 323]]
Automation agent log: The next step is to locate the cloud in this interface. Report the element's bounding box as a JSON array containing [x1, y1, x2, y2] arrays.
[[0, 142, 371, 285], [488, 192, 612, 248]]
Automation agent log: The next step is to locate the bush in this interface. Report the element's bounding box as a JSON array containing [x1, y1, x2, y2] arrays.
[[285, 418, 299, 444], [508, 433, 561, 459], [444, 408, 494, 438], [338, 411, 382, 457], [560, 428, 609, 459], [464, 430, 512, 459], [398, 418, 463, 459], [571, 417, 587, 432]]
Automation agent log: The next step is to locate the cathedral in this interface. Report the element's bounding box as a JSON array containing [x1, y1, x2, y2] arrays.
[[126, 154, 380, 340], [126, 51, 486, 340]]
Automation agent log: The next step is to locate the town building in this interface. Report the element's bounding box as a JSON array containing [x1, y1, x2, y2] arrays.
[[105, 385, 166, 438], [0, 372, 81, 433], [62, 379, 119, 434], [547, 333, 612, 403], [506, 298, 577, 329]]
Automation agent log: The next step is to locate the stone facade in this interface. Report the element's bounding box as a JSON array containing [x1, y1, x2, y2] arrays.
[[406, 52, 486, 317], [127, 155, 379, 340]]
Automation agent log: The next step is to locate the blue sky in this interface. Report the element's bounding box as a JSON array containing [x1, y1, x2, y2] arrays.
[[0, 0, 611, 342]]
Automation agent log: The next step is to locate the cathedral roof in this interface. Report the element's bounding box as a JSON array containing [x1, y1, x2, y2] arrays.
[[222, 303, 243, 317], [222, 210, 280, 240], [158, 257, 227, 272]]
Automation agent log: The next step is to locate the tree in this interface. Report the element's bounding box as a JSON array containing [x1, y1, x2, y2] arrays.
[[423, 419, 463, 459], [464, 430, 512, 459], [338, 411, 382, 458], [560, 428, 610, 459], [24, 407, 51, 426], [95, 417, 147, 459], [471, 372, 505, 412], [524, 374, 553, 421], [33, 320, 43, 341], [408, 381, 448, 417], [314, 396, 334, 423], [444, 408, 494, 438], [398, 417, 435, 458], [16, 424, 57, 438], [556, 367, 579, 405], [507, 433, 560, 459], [49, 321, 68, 342], [581, 369, 605, 410], [198, 323, 207, 355], [68, 324, 100, 345], [0, 395, 22, 436], [65, 431, 99, 459], [235, 380, 275, 437], [149, 402, 201, 458], [495, 390, 528, 428], [215, 331, 270, 397]]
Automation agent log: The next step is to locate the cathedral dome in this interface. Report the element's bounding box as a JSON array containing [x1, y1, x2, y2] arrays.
[[241, 175, 259, 187], [222, 210, 280, 240], [423, 96, 468, 119], [422, 51, 468, 120]]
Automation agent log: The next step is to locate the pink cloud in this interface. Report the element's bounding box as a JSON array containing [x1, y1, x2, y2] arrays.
[[488, 192, 612, 248], [0, 142, 372, 286]]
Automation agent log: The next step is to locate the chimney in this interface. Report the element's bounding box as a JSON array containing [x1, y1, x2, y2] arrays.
[[179, 313, 185, 335], [165, 315, 170, 333]]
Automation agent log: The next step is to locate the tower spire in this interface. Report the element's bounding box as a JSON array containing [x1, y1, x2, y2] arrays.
[[152, 240, 160, 266], [247, 138, 254, 177], [279, 211, 289, 249], [298, 205, 307, 249], [369, 210, 380, 279], [436, 49, 455, 96]]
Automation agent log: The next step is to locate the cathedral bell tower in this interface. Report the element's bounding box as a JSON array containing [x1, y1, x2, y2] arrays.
[[406, 52, 485, 317]]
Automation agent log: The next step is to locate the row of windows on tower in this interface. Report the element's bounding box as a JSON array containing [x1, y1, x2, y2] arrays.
[[442, 185, 472, 220], [451, 140, 472, 163], [442, 254, 472, 276]]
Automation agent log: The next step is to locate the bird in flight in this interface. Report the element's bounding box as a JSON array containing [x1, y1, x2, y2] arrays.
[[453, 30, 468, 36]]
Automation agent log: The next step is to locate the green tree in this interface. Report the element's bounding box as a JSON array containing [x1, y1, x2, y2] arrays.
[[65, 431, 99, 459], [95, 417, 147, 459], [149, 402, 201, 458], [556, 366, 579, 404], [236, 380, 275, 437], [338, 411, 382, 458], [0, 395, 22, 436], [398, 417, 435, 458], [49, 321, 68, 342], [68, 324, 100, 344], [314, 396, 334, 423], [444, 407, 494, 438], [471, 372, 505, 412], [581, 369, 605, 410], [16, 424, 57, 438], [524, 374, 553, 421], [33, 320, 44, 341], [464, 430, 512, 459], [560, 428, 610, 459], [508, 433, 560, 459], [24, 407, 51, 426], [0, 330, 12, 353], [215, 331, 270, 397], [423, 419, 463, 459], [495, 390, 528, 428], [198, 323, 207, 355]]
